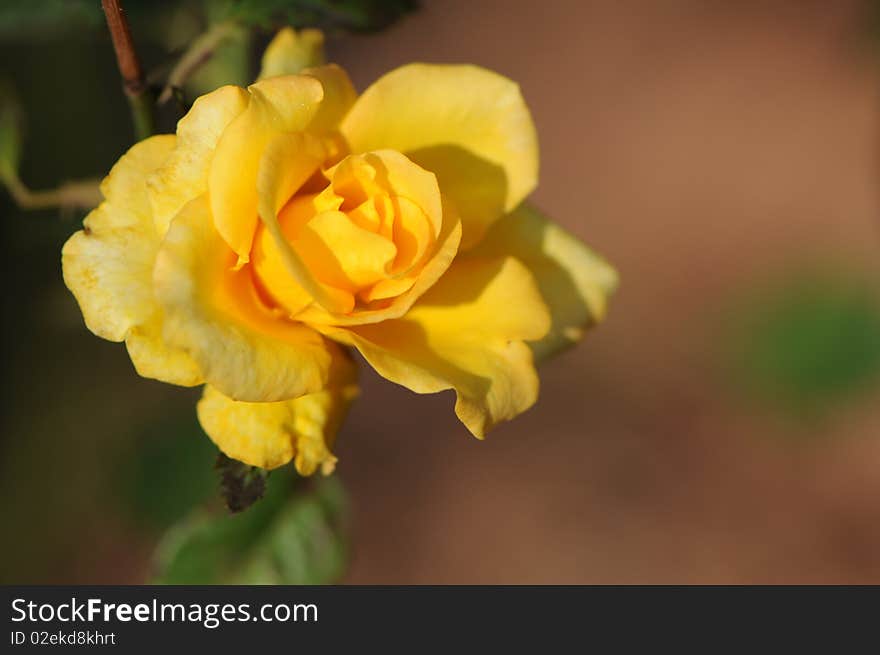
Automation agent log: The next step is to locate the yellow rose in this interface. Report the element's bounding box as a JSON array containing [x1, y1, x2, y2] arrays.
[[62, 29, 617, 476]]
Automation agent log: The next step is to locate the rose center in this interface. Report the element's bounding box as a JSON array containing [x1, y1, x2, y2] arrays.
[[250, 151, 438, 317]]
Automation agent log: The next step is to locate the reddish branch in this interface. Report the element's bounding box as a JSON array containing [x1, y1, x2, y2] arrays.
[[101, 0, 154, 139], [102, 0, 146, 95]]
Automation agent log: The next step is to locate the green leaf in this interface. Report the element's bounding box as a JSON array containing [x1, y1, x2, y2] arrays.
[[153, 472, 349, 584], [727, 271, 880, 417], [216, 0, 418, 33]]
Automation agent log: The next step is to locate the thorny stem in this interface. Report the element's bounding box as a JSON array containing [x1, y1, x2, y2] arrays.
[[158, 20, 242, 105], [101, 0, 155, 141]]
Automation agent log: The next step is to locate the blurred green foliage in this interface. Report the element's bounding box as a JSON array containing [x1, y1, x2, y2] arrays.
[[0, 29, 143, 584], [186, 24, 253, 95], [0, 0, 187, 41], [118, 413, 219, 531], [0, 80, 22, 180], [728, 271, 880, 417], [0, 0, 102, 40], [0, 0, 417, 42], [154, 472, 349, 584], [217, 0, 417, 32]]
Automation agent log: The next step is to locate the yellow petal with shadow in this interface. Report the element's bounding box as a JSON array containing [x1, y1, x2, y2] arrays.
[[147, 85, 249, 238], [208, 75, 324, 261], [463, 203, 618, 361], [154, 195, 335, 402], [258, 27, 325, 80], [318, 256, 550, 437], [298, 210, 397, 291], [197, 344, 358, 474], [62, 135, 203, 386], [299, 64, 357, 135], [295, 197, 461, 326], [341, 64, 538, 249], [254, 131, 353, 313]]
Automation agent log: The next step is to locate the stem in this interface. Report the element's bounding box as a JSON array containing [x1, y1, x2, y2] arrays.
[[127, 92, 155, 141], [158, 20, 241, 105], [2, 172, 102, 212], [101, 0, 155, 141]]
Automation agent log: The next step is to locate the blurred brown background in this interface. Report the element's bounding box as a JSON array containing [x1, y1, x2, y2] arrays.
[[4, 0, 880, 583]]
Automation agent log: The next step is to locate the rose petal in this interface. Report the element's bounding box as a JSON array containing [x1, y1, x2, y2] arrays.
[[209, 75, 324, 261], [62, 135, 203, 386], [147, 85, 250, 238], [341, 64, 538, 249], [464, 204, 618, 361], [319, 256, 551, 437], [197, 345, 358, 474], [258, 27, 325, 80], [154, 195, 335, 402]]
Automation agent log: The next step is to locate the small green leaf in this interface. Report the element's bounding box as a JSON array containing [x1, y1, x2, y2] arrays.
[[153, 472, 349, 584]]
